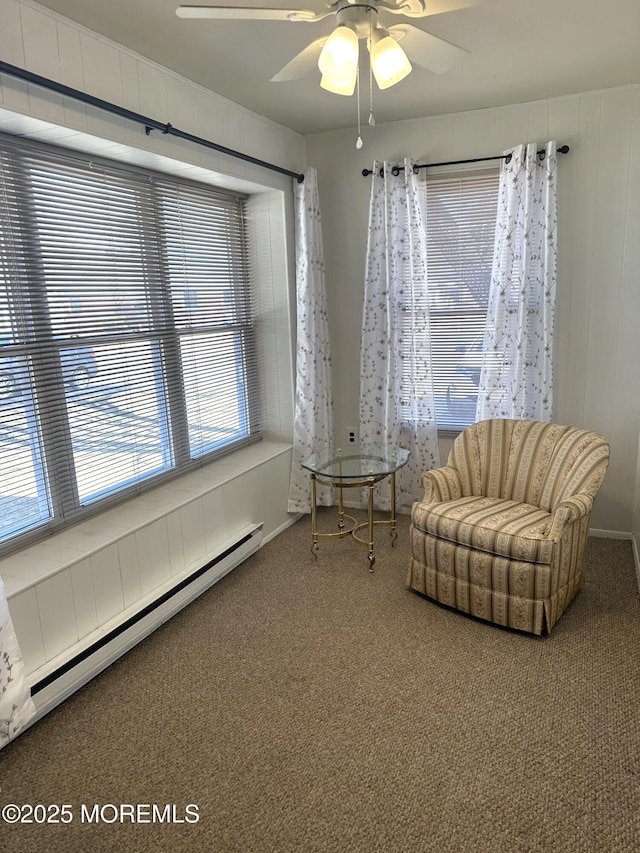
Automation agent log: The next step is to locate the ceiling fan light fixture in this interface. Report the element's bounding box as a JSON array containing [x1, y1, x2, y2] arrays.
[[318, 24, 359, 77], [369, 27, 412, 89]]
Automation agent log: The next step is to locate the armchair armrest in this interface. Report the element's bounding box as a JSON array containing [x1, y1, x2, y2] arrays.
[[421, 466, 463, 504], [547, 494, 594, 539]]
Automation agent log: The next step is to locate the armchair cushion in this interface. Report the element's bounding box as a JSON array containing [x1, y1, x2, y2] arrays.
[[412, 496, 554, 564]]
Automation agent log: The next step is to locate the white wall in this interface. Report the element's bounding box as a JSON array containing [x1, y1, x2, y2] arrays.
[[634, 434, 640, 559], [305, 87, 640, 533]]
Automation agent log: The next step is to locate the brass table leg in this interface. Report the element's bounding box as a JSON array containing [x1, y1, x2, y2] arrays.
[[337, 481, 347, 536], [390, 470, 398, 547], [310, 472, 319, 560]]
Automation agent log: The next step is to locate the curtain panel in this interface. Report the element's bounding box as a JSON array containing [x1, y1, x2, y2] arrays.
[[476, 141, 558, 421], [360, 159, 440, 510], [1, 577, 35, 748], [287, 168, 334, 513]]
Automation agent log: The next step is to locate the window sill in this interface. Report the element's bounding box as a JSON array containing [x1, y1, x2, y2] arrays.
[[437, 427, 465, 439]]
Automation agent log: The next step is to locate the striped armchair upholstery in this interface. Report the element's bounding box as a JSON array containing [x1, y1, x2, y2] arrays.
[[408, 419, 610, 635]]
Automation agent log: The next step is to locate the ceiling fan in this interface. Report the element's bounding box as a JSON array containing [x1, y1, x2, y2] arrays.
[[176, 0, 473, 95]]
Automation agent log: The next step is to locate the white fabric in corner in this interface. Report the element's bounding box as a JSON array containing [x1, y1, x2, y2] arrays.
[[360, 159, 441, 510], [476, 140, 558, 421], [0, 577, 36, 748], [287, 167, 334, 513]]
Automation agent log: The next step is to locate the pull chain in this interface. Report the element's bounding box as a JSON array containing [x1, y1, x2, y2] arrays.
[[356, 63, 363, 149]]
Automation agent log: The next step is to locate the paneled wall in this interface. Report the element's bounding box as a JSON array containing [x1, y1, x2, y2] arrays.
[[5, 443, 294, 680], [634, 437, 640, 554], [305, 87, 640, 533]]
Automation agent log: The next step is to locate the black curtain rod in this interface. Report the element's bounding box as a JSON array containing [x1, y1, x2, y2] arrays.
[[0, 60, 305, 184], [362, 144, 570, 178]]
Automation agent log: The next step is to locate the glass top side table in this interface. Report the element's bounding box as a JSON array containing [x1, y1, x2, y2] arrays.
[[301, 445, 410, 571]]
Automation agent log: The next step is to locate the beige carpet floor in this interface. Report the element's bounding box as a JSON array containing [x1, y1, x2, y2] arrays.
[[1, 509, 639, 853]]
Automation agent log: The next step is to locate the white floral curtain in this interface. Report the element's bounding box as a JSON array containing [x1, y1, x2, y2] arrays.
[[287, 167, 334, 513], [1, 577, 36, 748], [360, 159, 440, 509], [476, 141, 558, 421]]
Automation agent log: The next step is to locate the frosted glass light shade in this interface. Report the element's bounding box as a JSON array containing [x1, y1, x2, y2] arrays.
[[318, 25, 359, 76], [320, 68, 357, 96], [369, 28, 412, 89]]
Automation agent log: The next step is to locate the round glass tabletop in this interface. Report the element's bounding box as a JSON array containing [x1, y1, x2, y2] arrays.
[[302, 445, 410, 480]]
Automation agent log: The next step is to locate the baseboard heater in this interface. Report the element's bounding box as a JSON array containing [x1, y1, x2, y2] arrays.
[[27, 522, 263, 727]]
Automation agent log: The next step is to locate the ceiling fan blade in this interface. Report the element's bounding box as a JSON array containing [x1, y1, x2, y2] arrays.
[[389, 24, 468, 73], [176, 5, 318, 21], [415, 0, 480, 14], [383, 0, 480, 19], [270, 37, 327, 82]]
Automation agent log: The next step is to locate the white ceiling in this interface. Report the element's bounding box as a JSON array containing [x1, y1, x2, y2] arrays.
[[34, 0, 640, 135]]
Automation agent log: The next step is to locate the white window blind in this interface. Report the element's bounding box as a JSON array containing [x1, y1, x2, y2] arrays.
[[0, 134, 259, 552], [402, 169, 499, 432]]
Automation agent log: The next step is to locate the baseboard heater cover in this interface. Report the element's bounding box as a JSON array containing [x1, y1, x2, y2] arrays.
[[27, 522, 263, 727]]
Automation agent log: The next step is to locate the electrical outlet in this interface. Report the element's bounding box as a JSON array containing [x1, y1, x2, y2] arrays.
[[346, 427, 358, 445]]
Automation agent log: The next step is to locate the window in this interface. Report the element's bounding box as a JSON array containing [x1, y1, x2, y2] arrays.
[[404, 169, 499, 432], [0, 134, 260, 552]]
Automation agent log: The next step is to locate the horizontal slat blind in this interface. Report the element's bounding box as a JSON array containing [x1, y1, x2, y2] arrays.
[[0, 134, 259, 552], [401, 169, 499, 431]]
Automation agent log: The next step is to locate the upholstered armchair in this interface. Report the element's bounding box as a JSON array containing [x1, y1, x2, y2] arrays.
[[408, 419, 610, 635]]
